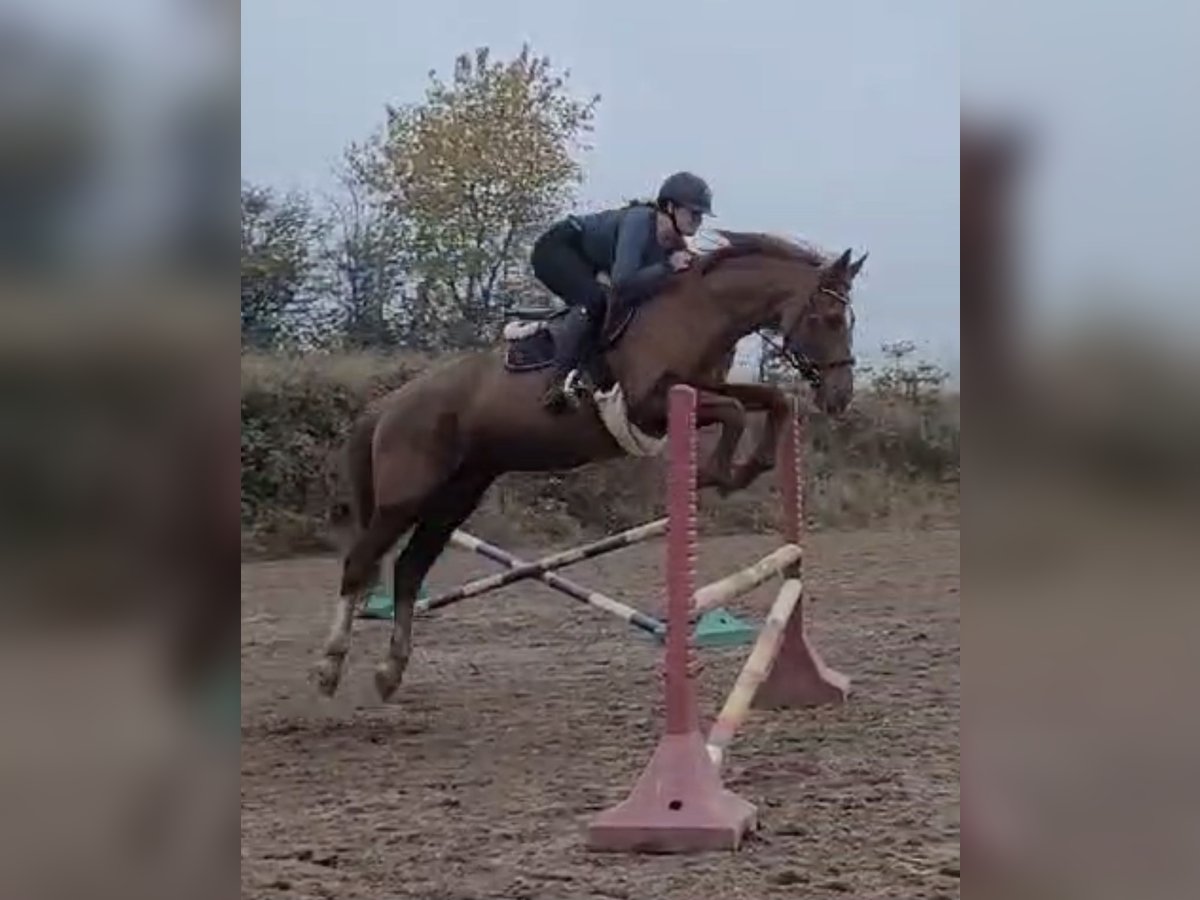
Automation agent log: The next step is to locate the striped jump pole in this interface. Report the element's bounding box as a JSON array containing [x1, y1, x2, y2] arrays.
[[691, 543, 802, 617], [705, 578, 802, 767], [442, 531, 666, 639], [422, 519, 667, 612]]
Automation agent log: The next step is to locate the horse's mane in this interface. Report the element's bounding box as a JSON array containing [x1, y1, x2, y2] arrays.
[[697, 230, 830, 274]]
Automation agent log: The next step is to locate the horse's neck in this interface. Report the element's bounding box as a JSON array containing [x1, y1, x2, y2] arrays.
[[692, 257, 813, 357], [707, 268, 793, 334], [611, 262, 795, 402]]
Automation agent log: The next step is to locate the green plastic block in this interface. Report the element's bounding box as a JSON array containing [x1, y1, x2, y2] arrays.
[[356, 584, 429, 620], [692, 607, 758, 648], [357, 589, 393, 620]]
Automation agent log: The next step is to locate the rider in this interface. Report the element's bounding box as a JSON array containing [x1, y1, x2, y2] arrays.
[[529, 171, 714, 412]]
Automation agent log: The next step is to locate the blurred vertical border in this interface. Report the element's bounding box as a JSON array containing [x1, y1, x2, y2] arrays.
[[0, 2, 239, 898], [964, 1, 1200, 897]]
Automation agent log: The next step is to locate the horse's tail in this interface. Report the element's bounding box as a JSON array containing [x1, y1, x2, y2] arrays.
[[347, 409, 380, 530], [329, 409, 381, 553]]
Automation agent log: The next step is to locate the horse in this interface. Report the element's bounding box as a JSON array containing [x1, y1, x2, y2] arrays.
[[314, 230, 866, 701]]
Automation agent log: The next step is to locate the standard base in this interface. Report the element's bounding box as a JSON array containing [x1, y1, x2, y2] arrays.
[[692, 607, 758, 648], [355, 585, 430, 620], [587, 731, 757, 853], [752, 606, 849, 708], [357, 589, 394, 620]]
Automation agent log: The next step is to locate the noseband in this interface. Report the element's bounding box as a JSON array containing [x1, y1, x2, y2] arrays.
[[759, 286, 856, 389]]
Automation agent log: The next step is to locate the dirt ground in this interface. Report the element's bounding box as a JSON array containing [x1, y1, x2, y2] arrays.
[[242, 527, 959, 900]]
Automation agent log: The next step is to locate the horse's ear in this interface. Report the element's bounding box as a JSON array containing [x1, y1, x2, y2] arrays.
[[830, 248, 852, 273], [849, 252, 868, 277]]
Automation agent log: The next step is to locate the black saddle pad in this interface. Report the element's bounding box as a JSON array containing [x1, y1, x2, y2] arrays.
[[503, 308, 568, 372], [501, 300, 639, 377], [504, 325, 557, 372]]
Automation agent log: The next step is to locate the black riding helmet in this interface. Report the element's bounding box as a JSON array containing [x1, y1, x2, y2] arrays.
[[656, 171, 714, 215]]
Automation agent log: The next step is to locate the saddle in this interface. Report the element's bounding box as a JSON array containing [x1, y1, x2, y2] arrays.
[[501, 274, 637, 390], [502, 276, 661, 456]]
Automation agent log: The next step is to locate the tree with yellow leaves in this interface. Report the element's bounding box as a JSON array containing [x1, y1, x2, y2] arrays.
[[348, 44, 599, 349]]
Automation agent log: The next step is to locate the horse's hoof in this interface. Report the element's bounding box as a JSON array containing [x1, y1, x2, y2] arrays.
[[313, 656, 342, 697], [373, 660, 403, 702]]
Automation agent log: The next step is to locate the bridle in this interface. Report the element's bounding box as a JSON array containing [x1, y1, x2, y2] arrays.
[[757, 286, 856, 389]]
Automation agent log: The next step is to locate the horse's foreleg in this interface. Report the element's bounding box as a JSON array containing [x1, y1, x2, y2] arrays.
[[627, 377, 747, 492], [374, 470, 496, 702], [314, 593, 362, 698], [694, 390, 748, 495], [702, 383, 794, 490]]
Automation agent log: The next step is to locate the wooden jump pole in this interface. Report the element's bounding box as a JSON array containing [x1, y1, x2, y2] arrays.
[[691, 544, 802, 616], [705, 577, 801, 767], [423, 519, 667, 612], [441, 531, 666, 638]]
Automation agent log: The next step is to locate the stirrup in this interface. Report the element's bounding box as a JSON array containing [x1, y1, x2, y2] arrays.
[[541, 371, 582, 413], [563, 369, 585, 397]]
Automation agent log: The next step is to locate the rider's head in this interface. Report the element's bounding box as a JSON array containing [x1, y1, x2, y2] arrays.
[[655, 171, 713, 238]]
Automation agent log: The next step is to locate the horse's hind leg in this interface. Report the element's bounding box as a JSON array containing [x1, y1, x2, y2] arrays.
[[313, 502, 417, 697], [374, 470, 495, 701]]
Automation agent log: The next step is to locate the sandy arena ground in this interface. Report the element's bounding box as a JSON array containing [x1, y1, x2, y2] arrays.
[[242, 527, 959, 899]]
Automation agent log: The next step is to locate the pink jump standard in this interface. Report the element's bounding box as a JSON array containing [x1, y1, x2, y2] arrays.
[[746, 377, 849, 710], [586, 384, 848, 854]]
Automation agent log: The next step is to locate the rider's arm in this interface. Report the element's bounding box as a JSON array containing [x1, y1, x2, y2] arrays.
[[610, 208, 671, 301]]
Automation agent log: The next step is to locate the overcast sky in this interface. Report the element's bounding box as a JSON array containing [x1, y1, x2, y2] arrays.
[[962, 0, 1200, 344], [243, 0, 961, 371]]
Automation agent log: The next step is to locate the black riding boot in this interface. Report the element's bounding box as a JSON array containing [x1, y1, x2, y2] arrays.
[[541, 306, 593, 413]]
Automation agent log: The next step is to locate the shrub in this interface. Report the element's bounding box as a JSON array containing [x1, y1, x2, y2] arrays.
[[240, 351, 959, 557]]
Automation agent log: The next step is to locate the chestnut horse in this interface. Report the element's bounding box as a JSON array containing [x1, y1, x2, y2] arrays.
[[315, 230, 865, 700]]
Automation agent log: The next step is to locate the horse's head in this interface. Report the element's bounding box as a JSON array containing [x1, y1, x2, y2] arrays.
[[777, 247, 865, 414], [695, 231, 865, 412]]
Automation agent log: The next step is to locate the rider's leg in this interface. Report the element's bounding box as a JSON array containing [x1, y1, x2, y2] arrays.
[[530, 224, 607, 411], [538, 304, 603, 412]]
